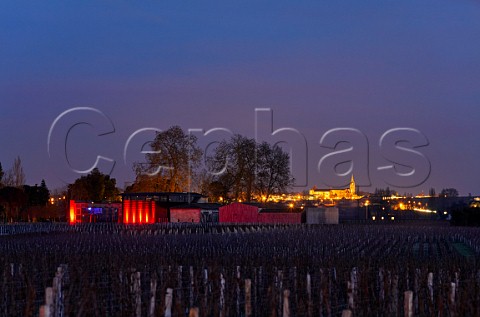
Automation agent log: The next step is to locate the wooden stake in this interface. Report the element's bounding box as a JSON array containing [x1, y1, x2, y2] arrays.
[[306, 273, 313, 317], [39, 305, 51, 317], [449, 282, 456, 317], [283, 289, 290, 317], [220, 273, 225, 317], [256, 267, 261, 315], [164, 288, 173, 317], [350, 267, 358, 311], [134, 271, 141, 317], [392, 274, 399, 316], [341, 309, 352, 317], [45, 287, 53, 316], [149, 275, 157, 317], [189, 266, 194, 308], [188, 307, 199, 317], [177, 266, 183, 309], [245, 279, 252, 317], [427, 272, 433, 303], [404, 291, 413, 317], [278, 269, 284, 316], [320, 268, 325, 316], [203, 268, 209, 313], [379, 268, 385, 303], [347, 281, 354, 311], [236, 266, 241, 316], [52, 265, 65, 317], [414, 268, 420, 312]]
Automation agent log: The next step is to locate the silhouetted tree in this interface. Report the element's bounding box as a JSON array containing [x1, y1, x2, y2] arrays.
[[0, 162, 4, 187], [207, 135, 257, 202], [131, 126, 202, 192], [202, 180, 230, 203], [24, 180, 50, 206], [0, 186, 27, 221], [68, 168, 119, 202], [255, 142, 293, 201], [39, 179, 50, 205], [3, 156, 25, 187], [374, 187, 398, 197], [11, 156, 25, 187], [207, 135, 292, 202], [440, 188, 459, 198]]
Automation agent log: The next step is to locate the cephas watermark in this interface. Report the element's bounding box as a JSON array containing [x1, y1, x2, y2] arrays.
[[47, 107, 431, 188]]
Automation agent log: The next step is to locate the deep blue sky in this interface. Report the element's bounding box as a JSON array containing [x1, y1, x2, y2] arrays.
[[1, 0, 479, 195]]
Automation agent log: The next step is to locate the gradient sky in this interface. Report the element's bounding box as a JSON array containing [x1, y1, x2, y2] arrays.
[[1, 0, 479, 195]]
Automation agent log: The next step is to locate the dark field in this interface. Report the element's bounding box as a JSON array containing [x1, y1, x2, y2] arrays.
[[1, 223, 479, 316]]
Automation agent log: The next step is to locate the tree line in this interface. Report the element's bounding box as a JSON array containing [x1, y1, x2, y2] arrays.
[[63, 125, 467, 206], [125, 126, 293, 203], [67, 168, 119, 202], [0, 156, 25, 188], [0, 157, 51, 222]]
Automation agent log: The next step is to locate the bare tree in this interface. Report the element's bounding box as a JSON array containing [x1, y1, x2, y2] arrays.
[[207, 136, 292, 202], [207, 135, 256, 202], [131, 126, 202, 192], [255, 142, 293, 202], [3, 156, 25, 187], [0, 162, 4, 187], [440, 188, 459, 198], [12, 156, 25, 187]]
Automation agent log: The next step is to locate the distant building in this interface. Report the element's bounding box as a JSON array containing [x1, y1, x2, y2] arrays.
[[309, 175, 361, 200], [470, 198, 480, 208], [305, 207, 339, 224]]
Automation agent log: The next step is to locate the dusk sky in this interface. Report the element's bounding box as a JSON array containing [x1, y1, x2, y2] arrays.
[[1, 0, 480, 195]]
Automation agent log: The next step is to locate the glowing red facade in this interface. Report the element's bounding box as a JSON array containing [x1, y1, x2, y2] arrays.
[[122, 199, 168, 224], [69, 200, 122, 224], [121, 192, 204, 224]]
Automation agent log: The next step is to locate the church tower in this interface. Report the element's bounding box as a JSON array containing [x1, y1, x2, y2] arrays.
[[349, 174, 356, 196]]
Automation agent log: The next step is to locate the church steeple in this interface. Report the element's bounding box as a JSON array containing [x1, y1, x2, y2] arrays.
[[350, 174, 356, 195]]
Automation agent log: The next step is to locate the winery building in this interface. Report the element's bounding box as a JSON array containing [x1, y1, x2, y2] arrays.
[[219, 202, 302, 224]]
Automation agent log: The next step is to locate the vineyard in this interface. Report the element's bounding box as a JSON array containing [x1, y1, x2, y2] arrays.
[[1, 223, 480, 316]]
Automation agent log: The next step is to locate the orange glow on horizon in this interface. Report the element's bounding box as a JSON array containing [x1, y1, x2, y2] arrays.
[[69, 200, 75, 224], [69, 208, 75, 224]]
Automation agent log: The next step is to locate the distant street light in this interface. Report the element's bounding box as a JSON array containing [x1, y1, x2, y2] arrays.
[[364, 200, 370, 220]]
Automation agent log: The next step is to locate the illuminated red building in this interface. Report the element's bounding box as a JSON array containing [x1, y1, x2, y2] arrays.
[[121, 192, 205, 224], [68, 200, 122, 224], [170, 203, 220, 223], [219, 202, 302, 224]]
